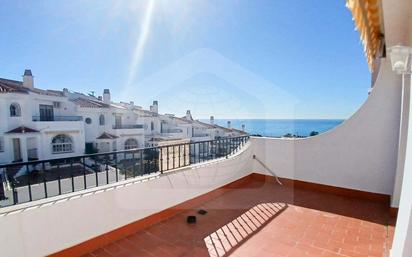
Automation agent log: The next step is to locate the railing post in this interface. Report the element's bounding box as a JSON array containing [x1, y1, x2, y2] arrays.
[[105, 157, 109, 184], [178, 145, 181, 168], [132, 152, 136, 178], [172, 145, 175, 169], [42, 162, 48, 198], [226, 138, 229, 158], [184, 144, 187, 166], [160, 147, 163, 173], [70, 160, 75, 192], [140, 149, 144, 175], [124, 152, 127, 180], [57, 163, 62, 195], [24, 165, 31, 203], [166, 146, 169, 171], [11, 180, 18, 205], [115, 153, 119, 182], [83, 157, 87, 189], [94, 159, 98, 187]]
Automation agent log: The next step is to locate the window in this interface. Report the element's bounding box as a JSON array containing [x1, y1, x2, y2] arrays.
[[52, 134, 73, 154], [85, 117, 92, 124], [124, 138, 138, 150], [0, 137, 4, 152], [10, 103, 21, 117], [151, 121, 154, 131], [115, 115, 122, 127], [99, 114, 105, 126], [39, 104, 54, 121]]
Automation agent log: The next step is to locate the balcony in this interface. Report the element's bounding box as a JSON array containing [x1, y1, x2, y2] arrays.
[[193, 133, 209, 137], [0, 136, 249, 207], [32, 115, 83, 122], [161, 128, 183, 133], [112, 124, 144, 129], [191, 133, 212, 142]]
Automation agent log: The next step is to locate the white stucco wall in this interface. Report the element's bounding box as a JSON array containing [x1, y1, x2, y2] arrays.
[[252, 58, 401, 195], [387, 0, 412, 255], [0, 144, 253, 257], [391, 75, 412, 257]]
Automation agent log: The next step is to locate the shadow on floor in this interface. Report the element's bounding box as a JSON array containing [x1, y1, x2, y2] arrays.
[[204, 203, 287, 257]]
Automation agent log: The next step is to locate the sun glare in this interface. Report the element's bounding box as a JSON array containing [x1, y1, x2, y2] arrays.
[[126, 0, 155, 86]]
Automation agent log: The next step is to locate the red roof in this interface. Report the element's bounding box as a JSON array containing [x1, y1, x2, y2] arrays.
[[6, 126, 39, 134], [70, 98, 110, 108], [96, 132, 118, 140], [0, 78, 65, 96], [0, 79, 29, 94]]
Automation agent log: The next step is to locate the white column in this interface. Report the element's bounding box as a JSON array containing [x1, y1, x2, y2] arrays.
[[20, 136, 28, 162], [391, 73, 412, 256], [392, 75, 410, 207]]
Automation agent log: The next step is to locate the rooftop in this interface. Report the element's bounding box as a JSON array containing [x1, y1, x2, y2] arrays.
[[79, 174, 394, 257]]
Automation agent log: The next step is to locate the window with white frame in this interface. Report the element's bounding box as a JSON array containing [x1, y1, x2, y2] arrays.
[[124, 138, 138, 150], [10, 103, 21, 117], [51, 134, 73, 154], [99, 114, 105, 126]]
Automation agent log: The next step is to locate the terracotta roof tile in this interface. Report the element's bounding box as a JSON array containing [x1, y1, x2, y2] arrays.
[[70, 98, 110, 108], [6, 126, 39, 134], [0, 78, 64, 96], [0, 79, 28, 94], [96, 132, 119, 140]]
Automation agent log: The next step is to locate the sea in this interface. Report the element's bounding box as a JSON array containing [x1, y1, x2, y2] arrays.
[[201, 119, 345, 137]]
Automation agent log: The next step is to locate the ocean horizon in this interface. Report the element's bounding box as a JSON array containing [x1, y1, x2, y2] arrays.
[[200, 119, 345, 137]]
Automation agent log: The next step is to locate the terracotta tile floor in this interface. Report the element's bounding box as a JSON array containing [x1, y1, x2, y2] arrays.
[[81, 178, 395, 257]]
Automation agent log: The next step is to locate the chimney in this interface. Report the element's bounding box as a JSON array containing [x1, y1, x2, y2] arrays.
[[241, 124, 245, 131], [63, 88, 69, 96], [150, 100, 158, 113], [227, 121, 231, 129], [23, 69, 34, 89], [210, 116, 214, 125], [98, 96, 102, 101], [103, 89, 111, 104], [186, 110, 192, 120]]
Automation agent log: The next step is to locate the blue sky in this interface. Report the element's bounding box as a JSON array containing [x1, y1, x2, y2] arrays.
[[0, 0, 370, 119]]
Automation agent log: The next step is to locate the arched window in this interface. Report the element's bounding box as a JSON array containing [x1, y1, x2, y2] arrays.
[[51, 134, 73, 154], [124, 138, 138, 150], [99, 114, 105, 126], [10, 103, 21, 117], [151, 121, 154, 131]]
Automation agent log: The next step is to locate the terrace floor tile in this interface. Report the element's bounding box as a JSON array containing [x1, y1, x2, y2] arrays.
[[83, 177, 394, 257]]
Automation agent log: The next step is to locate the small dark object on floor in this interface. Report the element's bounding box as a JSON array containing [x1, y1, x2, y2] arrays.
[[187, 216, 196, 224], [198, 209, 207, 215]]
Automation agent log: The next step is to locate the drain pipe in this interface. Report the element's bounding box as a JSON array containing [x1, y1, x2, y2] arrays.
[[252, 155, 283, 185]]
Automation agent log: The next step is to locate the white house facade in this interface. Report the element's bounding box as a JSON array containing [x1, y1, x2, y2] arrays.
[[0, 70, 245, 165]]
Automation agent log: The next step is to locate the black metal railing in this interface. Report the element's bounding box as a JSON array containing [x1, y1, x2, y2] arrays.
[[32, 116, 83, 122], [112, 124, 144, 129], [0, 136, 249, 207], [161, 128, 183, 133]]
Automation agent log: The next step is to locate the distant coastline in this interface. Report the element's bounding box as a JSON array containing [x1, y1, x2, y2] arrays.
[[200, 119, 345, 137]]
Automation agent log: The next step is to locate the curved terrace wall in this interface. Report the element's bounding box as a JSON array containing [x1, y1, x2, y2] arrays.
[[0, 144, 253, 257], [252, 58, 402, 196]]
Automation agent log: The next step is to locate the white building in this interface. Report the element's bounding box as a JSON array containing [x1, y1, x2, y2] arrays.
[[0, 72, 243, 164], [0, 71, 85, 164]]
